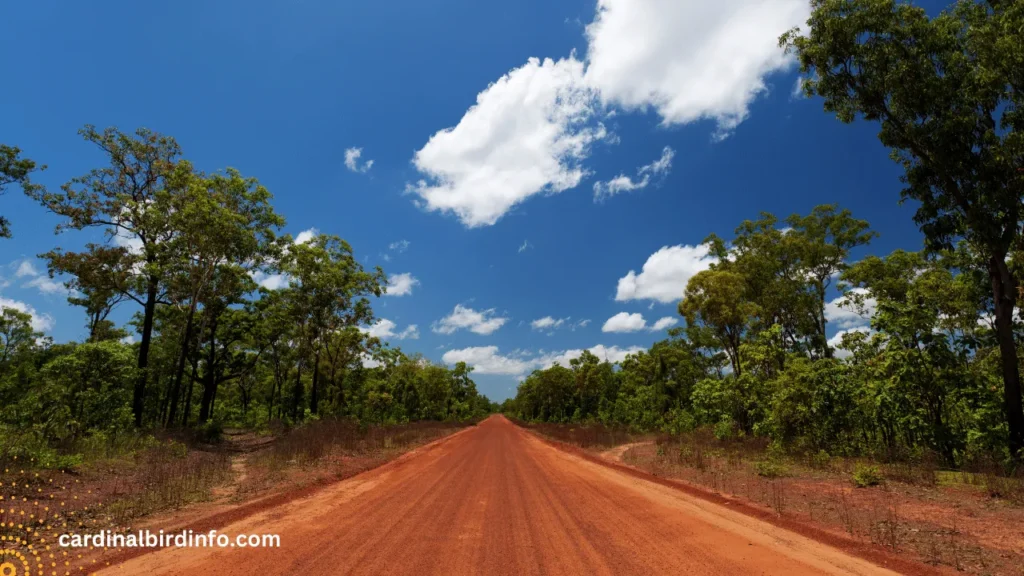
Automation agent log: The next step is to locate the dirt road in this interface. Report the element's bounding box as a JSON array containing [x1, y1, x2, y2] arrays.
[[103, 416, 905, 575]]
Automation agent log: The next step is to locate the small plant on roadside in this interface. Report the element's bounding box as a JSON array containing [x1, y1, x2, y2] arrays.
[[852, 463, 884, 487], [713, 418, 734, 441], [755, 460, 789, 478], [809, 449, 831, 470]]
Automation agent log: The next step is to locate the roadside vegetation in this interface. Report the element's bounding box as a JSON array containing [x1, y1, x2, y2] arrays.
[[0, 127, 495, 557], [505, 0, 1024, 572]]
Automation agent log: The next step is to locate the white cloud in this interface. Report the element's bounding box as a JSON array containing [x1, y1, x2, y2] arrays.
[[583, 0, 809, 139], [112, 230, 144, 254], [602, 312, 647, 333], [433, 304, 509, 335], [388, 240, 410, 253], [252, 270, 289, 290], [616, 244, 717, 304], [386, 273, 420, 297], [294, 228, 319, 245], [531, 316, 567, 331], [408, 56, 607, 228], [13, 259, 76, 297], [0, 297, 54, 332], [360, 319, 419, 340], [15, 260, 39, 278], [825, 288, 876, 330], [650, 316, 679, 331], [344, 147, 374, 173], [827, 327, 872, 359], [791, 76, 807, 99], [442, 346, 536, 375], [360, 353, 382, 369], [593, 146, 675, 200], [443, 343, 645, 376], [23, 275, 71, 296], [518, 239, 533, 254], [574, 319, 591, 330]]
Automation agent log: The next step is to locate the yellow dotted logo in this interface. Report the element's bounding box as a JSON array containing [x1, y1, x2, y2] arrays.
[[0, 549, 29, 576]]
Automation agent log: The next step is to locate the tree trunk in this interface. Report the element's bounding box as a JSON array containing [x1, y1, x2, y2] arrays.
[[166, 301, 197, 426], [989, 255, 1024, 458], [133, 275, 159, 427], [183, 361, 198, 427], [198, 319, 218, 423], [310, 345, 321, 415], [291, 363, 303, 421]]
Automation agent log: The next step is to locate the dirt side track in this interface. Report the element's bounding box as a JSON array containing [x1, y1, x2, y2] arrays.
[[100, 416, 940, 576]]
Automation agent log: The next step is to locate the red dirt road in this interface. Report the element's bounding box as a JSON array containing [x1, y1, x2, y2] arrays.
[[102, 416, 904, 575]]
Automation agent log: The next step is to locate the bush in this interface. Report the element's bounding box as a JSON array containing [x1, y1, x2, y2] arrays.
[[713, 418, 735, 441], [809, 449, 832, 470], [755, 460, 789, 478], [852, 463, 884, 487]]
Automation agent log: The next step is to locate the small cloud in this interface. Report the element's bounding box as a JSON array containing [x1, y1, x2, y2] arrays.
[[386, 273, 420, 297], [518, 239, 533, 254], [359, 318, 419, 341], [344, 147, 374, 173], [23, 275, 73, 297], [593, 147, 675, 201], [252, 270, 289, 290], [15, 260, 39, 278], [294, 228, 319, 244], [602, 312, 647, 333], [531, 316, 567, 331], [791, 76, 807, 99], [433, 304, 508, 335], [649, 316, 679, 331], [388, 240, 411, 253], [0, 296, 55, 332]]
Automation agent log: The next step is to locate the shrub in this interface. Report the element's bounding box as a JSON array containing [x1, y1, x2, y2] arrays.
[[713, 418, 735, 441], [756, 460, 789, 478], [852, 463, 884, 487], [809, 449, 832, 470]]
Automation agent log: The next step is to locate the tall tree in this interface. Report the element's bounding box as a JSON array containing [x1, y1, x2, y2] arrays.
[[31, 126, 185, 426], [282, 234, 386, 418], [782, 0, 1024, 456], [163, 168, 283, 425], [680, 269, 758, 376]]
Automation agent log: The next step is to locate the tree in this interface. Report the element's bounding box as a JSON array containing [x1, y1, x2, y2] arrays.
[[31, 126, 185, 426], [0, 144, 44, 238], [781, 0, 1024, 456], [282, 234, 386, 419], [680, 270, 759, 376], [0, 308, 38, 365], [42, 245, 133, 342], [163, 167, 283, 425]]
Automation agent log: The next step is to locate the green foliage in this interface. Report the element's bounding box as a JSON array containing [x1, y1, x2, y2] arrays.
[[755, 460, 789, 478], [781, 0, 1024, 457], [852, 464, 884, 488], [0, 143, 44, 238], [507, 207, 1014, 470]]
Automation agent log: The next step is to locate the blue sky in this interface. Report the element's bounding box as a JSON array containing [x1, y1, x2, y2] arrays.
[[1, 0, 944, 401]]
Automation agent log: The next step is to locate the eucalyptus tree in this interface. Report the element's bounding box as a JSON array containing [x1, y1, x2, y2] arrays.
[[782, 0, 1024, 455], [31, 126, 185, 426], [163, 168, 283, 426], [281, 234, 386, 418], [680, 270, 758, 376]]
